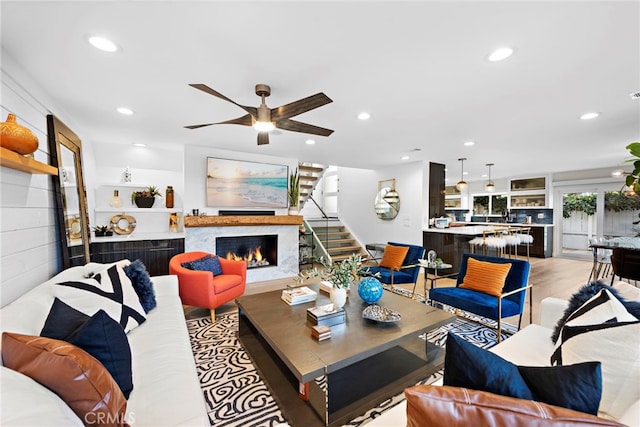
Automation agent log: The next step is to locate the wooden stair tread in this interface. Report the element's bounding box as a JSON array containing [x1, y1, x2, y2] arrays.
[[328, 245, 364, 253], [299, 165, 324, 173]]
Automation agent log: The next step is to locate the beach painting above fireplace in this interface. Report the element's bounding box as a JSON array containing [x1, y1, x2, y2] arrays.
[[207, 157, 288, 208]]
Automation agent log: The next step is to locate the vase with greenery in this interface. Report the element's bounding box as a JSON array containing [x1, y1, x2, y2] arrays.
[[296, 254, 379, 307], [131, 185, 162, 208], [288, 169, 300, 214]]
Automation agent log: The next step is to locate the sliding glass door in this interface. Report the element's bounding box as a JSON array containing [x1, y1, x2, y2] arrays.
[[554, 183, 639, 259]]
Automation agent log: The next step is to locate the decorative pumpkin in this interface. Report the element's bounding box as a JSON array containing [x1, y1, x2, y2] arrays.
[[0, 113, 39, 155]]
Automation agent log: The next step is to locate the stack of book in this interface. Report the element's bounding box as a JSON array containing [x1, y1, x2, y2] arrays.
[[281, 286, 317, 305], [311, 325, 331, 341], [319, 280, 333, 294], [307, 303, 345, 327]]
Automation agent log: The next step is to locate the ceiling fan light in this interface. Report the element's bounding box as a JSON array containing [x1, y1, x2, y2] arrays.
[[253, 121, 275, 132]]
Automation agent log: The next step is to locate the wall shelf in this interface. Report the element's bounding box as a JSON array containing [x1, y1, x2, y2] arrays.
[[0, 146, 57, 175]]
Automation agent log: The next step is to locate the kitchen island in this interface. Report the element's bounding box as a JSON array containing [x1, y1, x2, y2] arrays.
[[423, 223, 553, 275]]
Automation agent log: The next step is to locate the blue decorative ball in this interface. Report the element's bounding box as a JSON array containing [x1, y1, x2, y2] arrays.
[[358, 277, 384, 304]]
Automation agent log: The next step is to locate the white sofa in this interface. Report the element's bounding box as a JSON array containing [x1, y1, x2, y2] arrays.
[[369, 281, 640, 427], [0, 262, 209, 426]]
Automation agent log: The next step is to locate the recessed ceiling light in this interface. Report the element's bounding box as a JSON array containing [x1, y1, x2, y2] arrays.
[[357, 112, 371, 120], [481, 174, 488, 178], [579, 112, 601, 120], [400, 155, 410, 160], [305, 139, 316, 145], [117, 107, 134, 115], [463, 141, 475, 146], [132, 143, 147, 147], [88, 36, 120, 53], [487, 47, 514, 62], [463, 171, 469, 176]]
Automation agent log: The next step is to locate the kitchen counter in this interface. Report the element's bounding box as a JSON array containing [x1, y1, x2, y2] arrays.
[[423, 223, 554, 274], [449, 222, 553, 228]]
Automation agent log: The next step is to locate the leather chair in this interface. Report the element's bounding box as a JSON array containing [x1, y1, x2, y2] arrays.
[[366, 242, 425, 287], [428, 253, 531, 342], [169, 251, 247, 322]]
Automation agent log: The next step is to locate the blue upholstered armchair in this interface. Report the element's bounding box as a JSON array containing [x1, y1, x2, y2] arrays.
[[366, 242, 425, 286], [428, 253, 531, 342]]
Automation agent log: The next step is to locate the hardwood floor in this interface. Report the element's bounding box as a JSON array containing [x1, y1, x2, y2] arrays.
[[184, 255, 597, 326]]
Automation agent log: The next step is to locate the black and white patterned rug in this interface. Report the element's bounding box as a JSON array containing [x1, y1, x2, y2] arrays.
[[186, 295, 514, 427]]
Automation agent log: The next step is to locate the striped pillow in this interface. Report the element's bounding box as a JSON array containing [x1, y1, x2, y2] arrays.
[[459, 257, 512, 297], [379, 244, 410, 270]]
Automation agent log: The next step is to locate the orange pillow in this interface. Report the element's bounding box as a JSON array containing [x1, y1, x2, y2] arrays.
[[2, 332, 129, 427], [379, 244, 410, 270], [459, 257, 512, 297]]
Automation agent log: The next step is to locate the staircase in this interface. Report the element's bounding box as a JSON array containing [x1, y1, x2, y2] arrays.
[[297, 163, 325, 210], [306, 219, 368, 263]]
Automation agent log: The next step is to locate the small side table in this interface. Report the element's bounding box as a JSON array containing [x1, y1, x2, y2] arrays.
[[365, 243, 386, 265], [412, 261, 455, 300]]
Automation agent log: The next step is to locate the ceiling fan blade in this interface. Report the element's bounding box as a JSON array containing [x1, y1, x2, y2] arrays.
[[188, 84, 257, 116], [184, 114, 253, 129], [270, 93, 333, 121], [276, 118, 334, 137], [257, 132, 270, 145]]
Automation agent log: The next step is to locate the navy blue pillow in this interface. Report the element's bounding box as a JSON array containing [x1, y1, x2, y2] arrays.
[[444, 332, 602, 415], [124, 259, 156, 313], [184, 254, 223, 276], [444, 332, 533, 400], [40, 299, 133, 399], [40, 297, 89, 340]]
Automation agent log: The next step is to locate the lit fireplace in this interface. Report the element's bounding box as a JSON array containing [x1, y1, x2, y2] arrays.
[[216, 235, 277, 269]]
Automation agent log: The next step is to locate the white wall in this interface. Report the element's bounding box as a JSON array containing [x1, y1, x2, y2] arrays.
[[338, 161, 425, 247], [0, 51, 95, 306]]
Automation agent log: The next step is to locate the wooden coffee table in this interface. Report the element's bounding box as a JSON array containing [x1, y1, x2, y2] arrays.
[[237, 284, 454, 427]]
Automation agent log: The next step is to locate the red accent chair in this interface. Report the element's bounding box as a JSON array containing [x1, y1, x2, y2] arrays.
[[169, 251, 247, 322]]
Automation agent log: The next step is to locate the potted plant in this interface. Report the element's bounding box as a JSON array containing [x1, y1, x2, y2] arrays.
[[131, 186, 162, 208], [624, 142, 640, 194], [624, 142, 640, 233], [298, 254, 378, 308], [288, 169, 300, 215], [93, 225, 113, 237]]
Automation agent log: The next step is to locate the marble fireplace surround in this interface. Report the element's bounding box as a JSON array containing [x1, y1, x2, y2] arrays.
[[184, 215, 303, 283]]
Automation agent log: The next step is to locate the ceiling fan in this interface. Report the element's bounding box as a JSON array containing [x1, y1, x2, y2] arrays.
[[185, 83, 334, 145]]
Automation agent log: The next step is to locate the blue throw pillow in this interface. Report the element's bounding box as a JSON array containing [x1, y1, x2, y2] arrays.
[[40, 298, 134, 399], [124, 259, 156, 313], [444, 332, 602, 415], [185, 254, 223, 276], [40, 297, 89, 340]]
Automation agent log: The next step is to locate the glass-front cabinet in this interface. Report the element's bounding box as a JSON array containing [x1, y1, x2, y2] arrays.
[[509, 177, 547, 208], [445, 185, 462, 209]]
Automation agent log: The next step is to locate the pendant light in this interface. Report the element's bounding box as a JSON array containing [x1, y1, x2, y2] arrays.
[[485, 163, 495, 192], [456, 158, 468, 191]]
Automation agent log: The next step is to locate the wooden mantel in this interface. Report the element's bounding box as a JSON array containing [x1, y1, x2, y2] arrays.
[[184, 215, 303, 228]]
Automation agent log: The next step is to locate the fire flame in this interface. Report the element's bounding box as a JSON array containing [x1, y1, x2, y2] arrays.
[[226, 246, 265, 264]]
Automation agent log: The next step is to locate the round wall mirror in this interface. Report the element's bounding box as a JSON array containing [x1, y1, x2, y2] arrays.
[[375, 179, 400, 220]]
